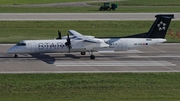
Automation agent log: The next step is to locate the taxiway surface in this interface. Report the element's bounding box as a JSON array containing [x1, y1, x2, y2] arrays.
[[0, 13, 180, 21], [0, 43, 180, 73]]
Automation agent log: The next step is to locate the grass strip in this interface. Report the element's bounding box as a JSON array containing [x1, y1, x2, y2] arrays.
[[0, 73, 180, 101], [0, 21, 179, 43], [91, 0, 180, 6], [1, 0, 180, 6], [0, 0, 93, 5], [0, 6, 179, 13], [0, 0, 180, 13]]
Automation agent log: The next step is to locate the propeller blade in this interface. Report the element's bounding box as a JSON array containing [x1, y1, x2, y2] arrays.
[[67, 33, 70, 40], [65, 33, 71, 53], [57, 30, 62, 39]]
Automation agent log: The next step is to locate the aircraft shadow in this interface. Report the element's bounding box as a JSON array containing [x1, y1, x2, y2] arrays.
[[30, 53, 81, 64], [30, 54, 55, 64], [64, 54, 81, 59], [0, 53, 125, 64], [0, 56, 29, 59]]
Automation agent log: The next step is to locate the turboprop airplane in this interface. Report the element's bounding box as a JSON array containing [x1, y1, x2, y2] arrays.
[[7, 14, 174, 59]]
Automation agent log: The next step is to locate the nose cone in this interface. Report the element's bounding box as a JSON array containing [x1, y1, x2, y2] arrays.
[[7, 46, 16, 53]]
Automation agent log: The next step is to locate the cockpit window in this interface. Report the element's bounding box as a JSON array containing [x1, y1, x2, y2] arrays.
[[16, 43, 26, 46]]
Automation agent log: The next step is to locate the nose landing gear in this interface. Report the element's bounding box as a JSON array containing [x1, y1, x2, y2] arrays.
[[80, 52, 86, 55], [14, 54, 18, 58]]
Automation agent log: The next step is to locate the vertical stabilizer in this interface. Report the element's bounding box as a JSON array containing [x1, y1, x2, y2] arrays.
[[146, 14, 174, 38], [122, 14, 174, 38]]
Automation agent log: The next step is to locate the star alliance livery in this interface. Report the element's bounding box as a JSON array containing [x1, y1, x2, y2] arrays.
[[7, 14, 174, 59]]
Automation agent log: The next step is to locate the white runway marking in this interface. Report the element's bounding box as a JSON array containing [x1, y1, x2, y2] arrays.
[[54, 61, 176, 67], [129, 56, 180, 58], [98, 50, 143, 53]]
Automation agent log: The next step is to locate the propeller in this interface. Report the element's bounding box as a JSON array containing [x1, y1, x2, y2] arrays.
[[56, 30, 62, 39], [65, 33, 71, 52]]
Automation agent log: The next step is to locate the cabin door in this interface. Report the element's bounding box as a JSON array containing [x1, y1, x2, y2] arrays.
[[31, 42, 36, 53]]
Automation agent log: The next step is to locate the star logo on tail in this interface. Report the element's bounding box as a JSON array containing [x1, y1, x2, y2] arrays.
[[157, 21, 166, 30]]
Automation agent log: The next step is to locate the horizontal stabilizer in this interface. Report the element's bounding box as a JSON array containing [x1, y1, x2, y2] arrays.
[[155, 14, 174, 19]]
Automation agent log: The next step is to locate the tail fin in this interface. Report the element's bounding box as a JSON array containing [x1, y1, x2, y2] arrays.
[[124, 14, 174, 38], [146, 14, 174, 38]]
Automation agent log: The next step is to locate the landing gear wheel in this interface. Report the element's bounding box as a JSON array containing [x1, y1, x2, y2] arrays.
[[81, 52, 86, 55], [14, 54, 18, 58], [90, 55, 95, 60]]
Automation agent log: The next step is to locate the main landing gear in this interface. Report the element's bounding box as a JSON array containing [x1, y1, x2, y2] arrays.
[[88, 51, 95, 60], [90, 55, 95, 60], [14, 54, 18, 58], [80, 51, 95, 60]]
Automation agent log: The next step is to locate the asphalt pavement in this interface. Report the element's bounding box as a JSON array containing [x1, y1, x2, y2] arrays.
[[0, 13, 179, 21], [0, 43, 180, 73]]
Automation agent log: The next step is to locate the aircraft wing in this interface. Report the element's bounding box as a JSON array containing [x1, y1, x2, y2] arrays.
[[68, 30, 84, 38], [68, 30, 98, 43]]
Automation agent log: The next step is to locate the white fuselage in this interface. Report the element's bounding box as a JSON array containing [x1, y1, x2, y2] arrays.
[[7, 38, 166, 54]]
